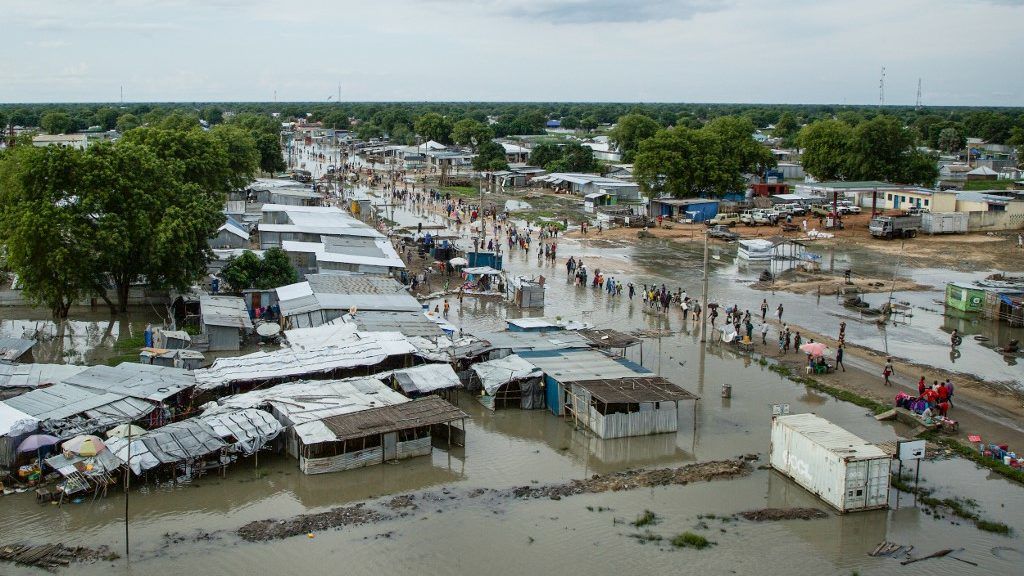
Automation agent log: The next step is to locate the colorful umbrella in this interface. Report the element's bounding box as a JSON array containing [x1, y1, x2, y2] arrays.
[[63, 435, 106, 457], [105, 424, 147, 439], [799, 342, 829, 357], [17, 434, 60, 453], [449, 257, 469, 266]]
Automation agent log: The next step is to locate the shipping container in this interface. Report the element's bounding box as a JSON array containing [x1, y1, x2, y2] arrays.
[[922, 212, 968, 234], [769, 413, 891, 513]]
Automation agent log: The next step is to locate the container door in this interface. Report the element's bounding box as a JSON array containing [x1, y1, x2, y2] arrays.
[[383, 433, 397, 461], [865, 458, 890, 508], [844, 460, 868, 510]]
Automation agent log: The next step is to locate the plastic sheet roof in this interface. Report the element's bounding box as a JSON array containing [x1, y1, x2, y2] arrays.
[[347, 311, 444, 338], [386, 364, 461, 395], [473, 330, 590, 352], [107, 419, 228, 475], [411, 335, 492, 362], [200, 294, 254, 330], [6, 383, 155, 438], [471, 354, 543, 395], [200, 408, 283, 456]]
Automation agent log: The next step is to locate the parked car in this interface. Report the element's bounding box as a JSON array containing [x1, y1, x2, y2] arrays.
[[778, 202, 806, 216], [809, 204, 833, 217], [707, 213, 741, 227], [707, 225, 739, 241], [740, 210, 770, 226]]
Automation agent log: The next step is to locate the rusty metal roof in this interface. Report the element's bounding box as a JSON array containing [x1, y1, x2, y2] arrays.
[[572, 377, 699, 404], [322, 396, 467, 442]]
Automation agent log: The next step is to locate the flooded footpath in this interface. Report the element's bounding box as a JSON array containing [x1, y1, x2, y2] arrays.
[[2, 161, 1022, 576]]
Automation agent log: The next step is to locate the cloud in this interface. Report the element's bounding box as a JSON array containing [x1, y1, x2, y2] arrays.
[[430, 0, 730, 24]]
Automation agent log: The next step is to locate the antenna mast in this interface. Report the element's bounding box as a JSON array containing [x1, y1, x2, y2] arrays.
[[878, 66, 886, 107], [915, 78, 922, 110]]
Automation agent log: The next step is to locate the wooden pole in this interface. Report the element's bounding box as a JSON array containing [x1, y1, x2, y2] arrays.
[[124, 426, 131, 561]]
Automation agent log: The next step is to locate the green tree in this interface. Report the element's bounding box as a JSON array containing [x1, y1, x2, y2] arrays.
[[703, 116, 776, 179], [414, 112, 454, 144], [798, 119, 854, 181], [210, 125, 260, 187], [580, 115, 599, 131], [93, 107, 120, 131], [937, 127, 965, 153], [0, 145, 102, 317], [561, 116, 580, 130], [0, 110, 7, 130], [848, 116, 936, 185], [227, 113, 285, 173], [116, 113, 140, 132], [774, 112, 798, 138], [528, 142, 562, 170], [609, 114, 661, 162], [199, 106, 224, 125], [155, 112, 200, 131], [357, 122, 383, 141], [221, 248, 296, 290], [472, 140, 508, 171], [634, 127, 725, 198], [548, 142, 597, 173], [450, 118, 493, 149], [40, 111, 74, 134]]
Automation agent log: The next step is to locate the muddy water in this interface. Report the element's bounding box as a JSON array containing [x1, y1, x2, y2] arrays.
[[0, 308, 164, 365], [3, 199, 1023, 575]]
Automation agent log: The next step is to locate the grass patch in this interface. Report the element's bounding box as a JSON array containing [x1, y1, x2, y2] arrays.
[[671, 532, 712, 550], [631, 510, 659, 527], [962, 180, 1017, 191], [441, 185, 479, 198], [629, 530, 663, 544], [974, 519, 1012, 535]]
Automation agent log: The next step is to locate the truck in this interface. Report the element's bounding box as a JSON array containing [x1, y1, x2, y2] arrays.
[[869, 215, 922, 239], [769, 413, 891, 513], [707, 213, 741, 227], [740, 210, 770, 226]]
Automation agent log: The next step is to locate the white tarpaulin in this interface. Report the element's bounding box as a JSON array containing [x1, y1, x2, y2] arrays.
[[471, 354, 542, 395], [201, 409, 283, 456], [384, 364, 461, 395], [0, 402, 38, 437]]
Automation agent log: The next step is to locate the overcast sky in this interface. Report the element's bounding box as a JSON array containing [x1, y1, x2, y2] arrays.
[[4, 0, 1022, 105]]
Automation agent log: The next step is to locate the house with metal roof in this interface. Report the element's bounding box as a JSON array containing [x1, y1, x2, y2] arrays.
[[0, 337, 36, 364], [207, 377, 466, 474], [565, 376, 698, 439], [199, 294, 253, 351], [210, 216, 250, 250], [258, 204, 383, 250], [276, 274, 421, 329]]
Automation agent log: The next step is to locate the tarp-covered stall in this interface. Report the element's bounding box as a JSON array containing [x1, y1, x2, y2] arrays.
[[470, 354, 544, 410]]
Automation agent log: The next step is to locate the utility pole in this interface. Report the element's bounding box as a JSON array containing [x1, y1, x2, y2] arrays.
[[915, 78, 922, 110], [124, 425, 132, 560], [699, 230, 709, 343]]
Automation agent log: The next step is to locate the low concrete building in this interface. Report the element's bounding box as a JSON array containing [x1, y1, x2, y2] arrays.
[[276, 274, 421, 329], [649, 198, 720, 222], [31, 134, 89, 149]]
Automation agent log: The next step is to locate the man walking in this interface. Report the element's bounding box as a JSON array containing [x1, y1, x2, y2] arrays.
[[761, 322, 769, 345], [835, 345, 846, 371], [883, 358, 894, 386], [776, 303, 784, 322], [760, 299, 769, 321]]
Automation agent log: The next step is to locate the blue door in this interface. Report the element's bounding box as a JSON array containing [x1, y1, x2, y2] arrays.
[[893, 195, 901, 209], [545, 377, 561, 416]]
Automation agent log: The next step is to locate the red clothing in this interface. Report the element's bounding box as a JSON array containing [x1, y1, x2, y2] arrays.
[[923, 389, 938, 404], [937, 384, 949, 401], [917, 378, 926, 395], [938, 401, 950, 416]]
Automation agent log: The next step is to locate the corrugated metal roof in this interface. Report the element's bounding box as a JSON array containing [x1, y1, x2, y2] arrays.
[[194, 335, 416, 391], [63, 363, 196, 402], [0, 337, 36, 362], [322, 396, 466, 443], [517, 349, 651, 383], [0, 363, 88, 390], [473, 330, 590, 352], [572, 377, 698, 403], [351, 311, 444, 338], [200, 294, 254, 330], [210, 377, 408, 444]]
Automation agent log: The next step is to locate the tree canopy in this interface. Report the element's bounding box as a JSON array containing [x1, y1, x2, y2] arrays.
[[633, 116, 775, 199], [0, 122, 256, 317], [798, 116, 938, 185], [414, 112, 454, 144], [472, 140, 509, 171], [221, 248, 296, 290], [450, 118, 493, 149], [40, 111, 74, 134], [608, 114, 660, 162]]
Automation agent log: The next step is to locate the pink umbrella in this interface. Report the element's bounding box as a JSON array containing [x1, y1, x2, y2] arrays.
[[17, 434, 60, 453], [799, 342, 829, 357]]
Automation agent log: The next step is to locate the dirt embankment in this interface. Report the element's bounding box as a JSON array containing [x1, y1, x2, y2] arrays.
[[237, 458, 753, 542], [750, 269, 931, 296], [739, 508, 829, 521]]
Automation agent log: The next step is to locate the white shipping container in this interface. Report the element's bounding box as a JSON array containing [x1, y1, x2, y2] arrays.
[[769, 413, 891, 513], [922, 212, 968, 234]]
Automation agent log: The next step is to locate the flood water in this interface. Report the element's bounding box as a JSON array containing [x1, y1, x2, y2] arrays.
[[3, 151, 1021, 575]]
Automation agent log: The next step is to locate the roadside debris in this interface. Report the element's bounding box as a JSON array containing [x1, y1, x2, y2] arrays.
[[739, 508, 828, 521], [0, 543, 119, 571]]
